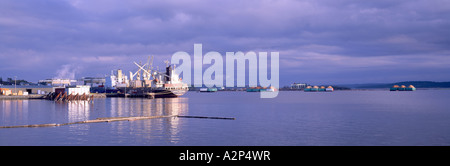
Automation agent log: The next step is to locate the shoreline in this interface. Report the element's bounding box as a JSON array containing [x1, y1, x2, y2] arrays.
[[1, 89, 448, 100], [0, 93, 106, 100], [279, 88, 450, 91]]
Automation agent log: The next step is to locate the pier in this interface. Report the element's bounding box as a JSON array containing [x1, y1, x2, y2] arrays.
[[45, 92, 95, 102], [0, 94, 46, 100]]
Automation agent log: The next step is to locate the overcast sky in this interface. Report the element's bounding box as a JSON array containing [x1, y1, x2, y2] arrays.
[[1, 0, 450, 85]]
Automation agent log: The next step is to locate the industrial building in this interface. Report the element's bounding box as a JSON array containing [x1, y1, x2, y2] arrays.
[[53, 85, 90, 95], [291, 83, 307, 90], [38, 79, 77, 86], [77, 77, 105, 87], [0, 84, 91, 96], [0, 85, 53, 95], [37, 77, 104, 88], [105, 69, 129, 88]]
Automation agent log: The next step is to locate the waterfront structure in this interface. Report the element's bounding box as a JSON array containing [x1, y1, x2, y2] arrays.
[[326, 86, 334, 92], [65, 85, 91, 95], [304, 86, 312, 92], [390, 85, 399, 91], [319, 86, 326, 91], [390, 85, 416, 91], [291, 83, 307, 90], [0, 85, 53, 95], [0, 88, 11, 95], [199, 88, 218, 92], [304, 85, 334, 92], [246, 86, 277, 92], [53, 85, 90, 96], [38, 79, 76, 86], [105, 69, 129, 88], [45, 85, 93, 102], [78, 77, 105, 87], [407, 85, 416, 91]]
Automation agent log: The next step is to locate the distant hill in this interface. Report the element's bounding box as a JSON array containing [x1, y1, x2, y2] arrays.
[[347, 81, 450, 89]]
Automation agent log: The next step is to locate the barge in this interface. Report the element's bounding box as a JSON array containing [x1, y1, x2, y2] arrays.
[[390, 85, 416, 91], [304, 85, 334, 92], [246, 86, 277, 92]]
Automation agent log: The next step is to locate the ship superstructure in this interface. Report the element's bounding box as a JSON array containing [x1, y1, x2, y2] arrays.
[[125, 57, 188, 98]]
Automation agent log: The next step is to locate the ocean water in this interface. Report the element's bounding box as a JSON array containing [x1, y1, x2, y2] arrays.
[[1, 90, 450, 146]]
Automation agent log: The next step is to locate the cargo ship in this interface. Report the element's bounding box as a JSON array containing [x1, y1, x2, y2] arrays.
[[116, 58, 188, 98], [390, 85, 416, 91]]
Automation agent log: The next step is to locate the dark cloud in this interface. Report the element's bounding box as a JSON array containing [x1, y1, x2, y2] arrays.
[[0, 0, 449, 84]]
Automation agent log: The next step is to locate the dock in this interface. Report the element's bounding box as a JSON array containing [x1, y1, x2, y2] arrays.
[[0, 94, 46, 100], [45, 92, 95, 102]]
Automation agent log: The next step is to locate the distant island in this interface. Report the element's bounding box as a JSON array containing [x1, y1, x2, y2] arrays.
[[343, 81, 450, 89]]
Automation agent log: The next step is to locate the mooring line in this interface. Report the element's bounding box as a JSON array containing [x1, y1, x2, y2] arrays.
[[0, 115, 235, 129]]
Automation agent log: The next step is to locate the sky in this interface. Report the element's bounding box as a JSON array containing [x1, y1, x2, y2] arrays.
[[1, 0, 450, 86]]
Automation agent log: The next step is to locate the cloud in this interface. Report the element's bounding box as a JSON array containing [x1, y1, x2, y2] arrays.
[[0, 0, 449, 84], [381, 35, 418, 44]]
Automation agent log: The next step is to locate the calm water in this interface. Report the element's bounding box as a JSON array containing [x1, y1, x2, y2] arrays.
[[1, 90, 450, 146]]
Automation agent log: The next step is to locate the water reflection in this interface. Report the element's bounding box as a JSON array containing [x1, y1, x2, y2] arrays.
[[108, 97, 188, 117], [0, 100, 29, 125], [107, 97, 189, 144], [1, 98, 189, 145], [67, 101, 91, 122]]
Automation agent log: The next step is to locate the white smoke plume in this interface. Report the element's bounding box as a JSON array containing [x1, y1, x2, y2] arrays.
[[53, 64, 81, 79]]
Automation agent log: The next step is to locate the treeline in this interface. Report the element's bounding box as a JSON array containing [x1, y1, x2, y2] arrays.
[[0, 77, 33, 85]]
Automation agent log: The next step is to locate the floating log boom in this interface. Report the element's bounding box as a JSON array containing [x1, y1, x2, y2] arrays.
[[0, 115, 235, 129]]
